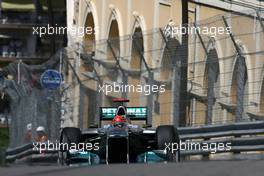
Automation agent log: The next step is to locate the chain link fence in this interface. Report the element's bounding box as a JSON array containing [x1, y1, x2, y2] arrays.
[[76, 9, 264, 128], [0, 9, 264, 148], [0, 53, 64, 148]]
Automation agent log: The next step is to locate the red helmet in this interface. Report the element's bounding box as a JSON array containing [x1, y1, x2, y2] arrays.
[[112, 115, 126, 123]]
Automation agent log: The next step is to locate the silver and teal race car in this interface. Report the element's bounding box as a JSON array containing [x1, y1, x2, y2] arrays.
[[58, 99, 180, 165]]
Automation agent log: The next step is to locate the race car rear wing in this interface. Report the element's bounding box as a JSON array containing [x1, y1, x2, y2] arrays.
[[100, 107, 148, 122]]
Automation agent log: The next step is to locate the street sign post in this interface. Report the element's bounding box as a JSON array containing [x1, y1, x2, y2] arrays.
[[40, 69, 62, 90]]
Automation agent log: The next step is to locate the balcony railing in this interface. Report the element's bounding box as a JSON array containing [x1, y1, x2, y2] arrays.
[[0, 11, 65, 25], [0, 44, 51, 61]]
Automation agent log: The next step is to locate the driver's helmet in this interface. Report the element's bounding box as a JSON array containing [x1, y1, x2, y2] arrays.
[[112, 106, 127, 124], [112, 115, 126, 123]]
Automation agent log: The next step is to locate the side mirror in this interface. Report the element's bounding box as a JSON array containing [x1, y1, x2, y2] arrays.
[[89, 124, 98, 128], [143, 124, 152, 128]]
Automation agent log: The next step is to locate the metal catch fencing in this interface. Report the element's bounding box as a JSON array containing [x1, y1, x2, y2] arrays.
[[73, 9, 264, 129], [0, 9, 264, 150]]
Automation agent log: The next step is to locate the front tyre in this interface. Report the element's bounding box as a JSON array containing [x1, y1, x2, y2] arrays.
[[156, 125, 180, 162], [58, 127, 81, 166]]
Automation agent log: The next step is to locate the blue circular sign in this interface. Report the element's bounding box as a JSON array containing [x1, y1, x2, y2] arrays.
[[40, 69, 62, 90]]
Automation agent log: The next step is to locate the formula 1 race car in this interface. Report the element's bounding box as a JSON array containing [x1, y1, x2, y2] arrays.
[[58, 98, 180, 165]]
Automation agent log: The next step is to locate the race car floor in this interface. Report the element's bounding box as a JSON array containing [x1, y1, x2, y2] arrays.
[[0, 160, 263, 176]]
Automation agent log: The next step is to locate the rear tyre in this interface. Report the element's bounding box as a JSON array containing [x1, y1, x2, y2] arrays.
[[156, 125, 180, 162], [58, 127, 81, 166]]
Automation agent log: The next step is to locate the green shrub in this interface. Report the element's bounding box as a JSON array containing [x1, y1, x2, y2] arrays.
[[0, 127, 9, 149]]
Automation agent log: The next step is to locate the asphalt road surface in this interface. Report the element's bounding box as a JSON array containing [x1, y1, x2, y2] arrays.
[[1, 160, 264, 176]]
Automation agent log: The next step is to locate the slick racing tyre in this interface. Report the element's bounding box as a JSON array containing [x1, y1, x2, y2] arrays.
[[156, 125, 180, 162], [58, 127, 81, 166]]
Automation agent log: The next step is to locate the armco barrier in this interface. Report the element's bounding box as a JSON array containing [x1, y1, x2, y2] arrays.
[[5, 142, 58, 163], [5, 121, 264, 163]]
